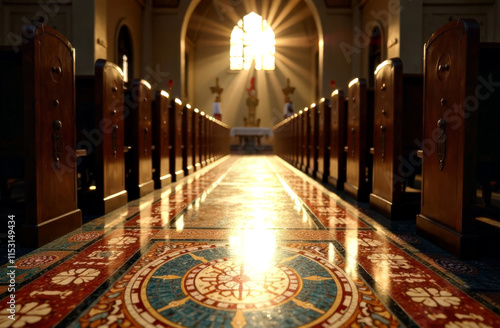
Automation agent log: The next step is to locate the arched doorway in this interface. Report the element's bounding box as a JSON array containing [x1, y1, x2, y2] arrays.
[[117, 25, 134, 85], [368, 26, 382, 88]]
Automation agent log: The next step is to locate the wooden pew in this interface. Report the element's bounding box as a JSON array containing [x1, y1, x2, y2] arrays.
[[316, 99, 331, 182], [124, 79, 153, 199], [291, 114, 300, 167], [0, 25, 81, 247], [170, 98, 185, 181], [417, 19, 500, 258], [183, 105, 195, 176], [76, 60, 128, 214], [285, 117, 294, 163], [193, 108, 202, 170], [300, 108, 311, 173], [152, 90, 172, 189], [199, 111, 208, 167], [344, 78, 374, 201], [307, 104, 319, 177], [328, 90, 347, 190], [370, 58, 423, 219]]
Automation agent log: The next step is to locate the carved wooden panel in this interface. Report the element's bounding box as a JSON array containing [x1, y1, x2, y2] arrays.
[[153, 90, 171, 188], [344, 78, 373, 201], [308, 104, 319, 176], [316, 100, 331, 182], [22, 25, 81, 245], [125, 79, 153, 198], [183, 105, 194, 175], [98, 60, 126, 200], [193, 110, 201, 169], [328, 90, 347, 190], [169, 99, 184, 181], [302, 108, 311, 172], [417, 19, 484, 258], [372, 60, 399, 203]]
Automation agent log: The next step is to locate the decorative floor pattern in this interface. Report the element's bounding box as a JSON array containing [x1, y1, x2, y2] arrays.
[[0, 155, 499, 328]]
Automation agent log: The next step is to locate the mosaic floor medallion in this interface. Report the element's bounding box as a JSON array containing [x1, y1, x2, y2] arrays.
[[124, 245, 358, 327]]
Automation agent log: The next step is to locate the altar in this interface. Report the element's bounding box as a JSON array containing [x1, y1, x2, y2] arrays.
[[230, 127, 273, 153]]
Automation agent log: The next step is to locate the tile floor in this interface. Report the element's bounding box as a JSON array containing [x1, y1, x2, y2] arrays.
[[1, 155, 500, 327]]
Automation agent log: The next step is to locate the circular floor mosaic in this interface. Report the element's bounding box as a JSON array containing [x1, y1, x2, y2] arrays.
[[124, 245, 359, 327]]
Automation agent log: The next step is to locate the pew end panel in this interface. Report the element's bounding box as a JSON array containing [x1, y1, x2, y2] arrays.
[[20, 25, 82, 246], [75, 60, 128, 215], [169, 98, 185, 182], [328, 90, 347, 190], [344, 78, 374, 201], [417, 19, 485, 258], [307, 103, 320, 178], [153, 90, 172, 189], [316, 99, 331, 182], [370, 59, 423, 219], [182, 105, 194, 176], [199, 111, 207, 167], [193, 109, 202, 171], [124, 79, 154, 200], [301, 108, 311, 173]]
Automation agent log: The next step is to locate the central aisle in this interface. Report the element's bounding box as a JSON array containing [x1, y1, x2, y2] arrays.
[[1, 155, 500, 328]]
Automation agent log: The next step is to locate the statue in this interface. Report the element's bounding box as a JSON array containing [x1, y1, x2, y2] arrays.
[[210, 77, 223, 121], [244, 77, 260, 127], [282, 78, 295, 119]]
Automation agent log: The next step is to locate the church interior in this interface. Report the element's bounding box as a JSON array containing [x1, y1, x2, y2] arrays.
[[1, 0, 500, 327]]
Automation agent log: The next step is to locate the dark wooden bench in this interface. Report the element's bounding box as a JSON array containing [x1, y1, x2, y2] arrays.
[[170, 98, 185, 181], [193, 108, 201, 170], [199, 111, 208, 167], [300, 108, 311, 173], [417, 19, 500, 258], [328, 90, 347, 190], [369, 58, 423, 219], [76, 60, 128, 215], [316, 99, 331, 182], [344, 78, 374, 201], [152, 90, 172, 189], [182, 105, 194, 176], [124, 79, 154, 199], [307, 103, 319, 177], [0, 25, 81, 247], [291, 114, 300, 167]]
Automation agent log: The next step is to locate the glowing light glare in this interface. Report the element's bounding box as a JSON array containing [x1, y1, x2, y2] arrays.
[[328, 243, 335, 263], [345, 229, 359, 278], [142, 80, 152, 90], [175, 98, 182, 105], [122, 54, 128, 83], [310, 103, 316, 108], [194, 108, 199, 113], [89, 185, 97, 191], [299, 110, 303, 114], [161, 90, 169, 98], [375, 59, 391, 75], [332, 89, 339, 96], [241, 227, 276, 274], [349, 78, 359, 88], [186, 104, 192, 109], [176, 215, 184, 232], [201, 111, 205, 116], [304, 107, 308, 112], [230, 12, 275, 71], [320, 97, 325, 103]]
